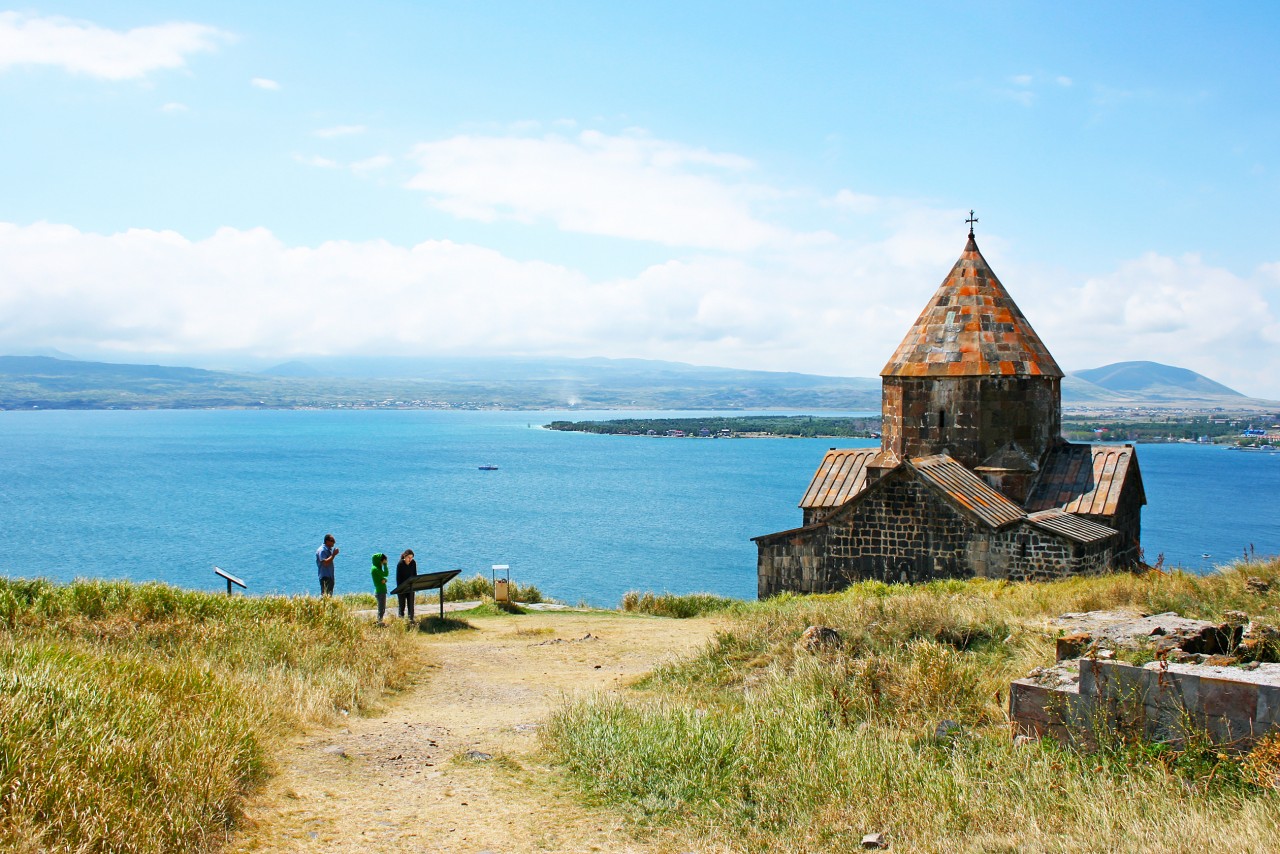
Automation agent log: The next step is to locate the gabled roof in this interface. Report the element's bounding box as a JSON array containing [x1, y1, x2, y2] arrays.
[[759, 452, 1128, 549], [1027, 508, 1119, 544], [1024, 443, 1145, 517], [881, 235, 1063, 379], [799, 448, 878, 509], [911, 454, 1026, 528]]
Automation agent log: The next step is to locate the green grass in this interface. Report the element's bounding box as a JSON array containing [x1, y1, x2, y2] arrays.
[[619, 590, 745, 618], [339, 572, 546, 605], [0, 578, 418, 853], [450, 601, 528, 617], [440, 572, 545, 603], [414, 615, 477, 634], [544, 560, 1280, 852]]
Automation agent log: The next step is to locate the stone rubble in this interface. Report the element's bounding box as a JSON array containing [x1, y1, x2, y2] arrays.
[[1013, 609, 1280, 750]]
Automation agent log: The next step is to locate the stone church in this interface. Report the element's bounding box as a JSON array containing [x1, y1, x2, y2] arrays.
[[755, 227, 1145, 597]]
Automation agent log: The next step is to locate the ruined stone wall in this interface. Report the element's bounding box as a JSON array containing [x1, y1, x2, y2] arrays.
[[880, 376, 1061, 470], [1012, 658, 1280, 751]]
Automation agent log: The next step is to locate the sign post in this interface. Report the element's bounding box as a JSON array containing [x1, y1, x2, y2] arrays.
[[390, 569, 462, 620], [213, 566, 247, 596]]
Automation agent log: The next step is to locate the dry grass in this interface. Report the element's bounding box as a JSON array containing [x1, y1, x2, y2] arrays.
[[620, 590, 743, 618], [544, 560, 1280, 853], [0, 578, 419, 853]]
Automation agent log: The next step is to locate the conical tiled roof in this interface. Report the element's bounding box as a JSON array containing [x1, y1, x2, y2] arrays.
[[881, 235, 1063, 378]]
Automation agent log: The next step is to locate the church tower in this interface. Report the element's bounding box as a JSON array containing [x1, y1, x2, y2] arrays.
[[875, 226, 1062, 501], [755, 216, 1145, 595], [755, 214, 1145, 596]]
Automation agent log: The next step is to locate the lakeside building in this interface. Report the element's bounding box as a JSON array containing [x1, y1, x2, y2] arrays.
[[755, 229, 1146, 596]]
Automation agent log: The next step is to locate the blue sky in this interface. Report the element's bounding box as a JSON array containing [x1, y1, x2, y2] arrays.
[[1, 2, 1278, 396]]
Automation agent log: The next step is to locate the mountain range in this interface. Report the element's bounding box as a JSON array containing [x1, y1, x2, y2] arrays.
[[0, 354, 1272, 411]]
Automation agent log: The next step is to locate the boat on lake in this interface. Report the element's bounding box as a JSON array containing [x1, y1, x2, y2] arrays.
[[478, 464, 499, 470]]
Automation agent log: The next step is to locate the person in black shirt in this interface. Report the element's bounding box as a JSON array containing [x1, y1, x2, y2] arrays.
[[396, 549, 418, 621]]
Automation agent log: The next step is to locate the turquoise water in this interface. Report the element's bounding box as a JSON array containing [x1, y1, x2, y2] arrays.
[[0, 410, 1276, 605]]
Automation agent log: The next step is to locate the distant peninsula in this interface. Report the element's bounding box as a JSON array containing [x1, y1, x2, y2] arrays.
[[546, 415, 881, 439], [549, 412, 1280, 446]]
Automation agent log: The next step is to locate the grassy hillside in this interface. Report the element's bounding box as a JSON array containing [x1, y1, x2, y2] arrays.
[[0, 579, 418, 852], [545, 562, 1280, 853]]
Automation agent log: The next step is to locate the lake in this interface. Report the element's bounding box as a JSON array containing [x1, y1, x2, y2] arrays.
[[0, 409, 1276, 605]]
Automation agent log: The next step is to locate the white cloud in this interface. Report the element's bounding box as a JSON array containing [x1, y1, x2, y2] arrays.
[[0, 222, 591, 359], [1011, 74, 1033, 86], [315, 124, 366, 138], [293, 153, 392, 173], [1021, 254, 1280, 397], [250, 77, 279, 90], [406, 129, 784, 251], [828, 190, 880, 215], [0, 215, 1002, 390], [0, 220, 952, 375], [0, 11, 228, 80], [0, 211, 1274, 398], [293, 154, 339, 168], [160, 102, 188, 113], [1056, 75, 1073, 87], [352, 155, 394, 173]]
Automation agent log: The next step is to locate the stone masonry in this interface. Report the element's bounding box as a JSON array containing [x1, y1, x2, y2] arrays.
[[755, 228, 1145, 597]]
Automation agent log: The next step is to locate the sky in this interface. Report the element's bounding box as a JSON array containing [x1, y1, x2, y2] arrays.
[[0, 2, 1278, 396]]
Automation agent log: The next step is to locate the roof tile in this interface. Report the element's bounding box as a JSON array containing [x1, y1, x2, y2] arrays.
[[1027, 509, 1119, 544], [911, 454, 1025, 528], [882, 236, 1063, 378], [798, 448, 879, 509], [1024, 443, 1144, 517]]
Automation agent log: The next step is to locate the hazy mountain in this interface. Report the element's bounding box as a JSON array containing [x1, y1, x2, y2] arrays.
[[261, 360, 323, 377], [6, 347, 78, 360], [0, 354, 881, 410], [0, 353, 1269, 411], [1059, 375, 1130, 404], [0, 355, 225, 383], [258, 354, 878, 389], [1072, 361, 1244, 399]]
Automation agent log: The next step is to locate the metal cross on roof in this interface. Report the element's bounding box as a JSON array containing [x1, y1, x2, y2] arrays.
[[966, 210, 979, 237]]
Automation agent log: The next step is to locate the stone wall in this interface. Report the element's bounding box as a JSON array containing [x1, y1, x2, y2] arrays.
[[1011, 658, 1280, 751], [757, 527, 833, 597], [1081, 479, 1143, 566], [880, 375, 1061, 473], [825, 471, 974, 584], [758, 469, 980, 597], [758, 467, 1121, 598], [987, 524, 1115, 581]]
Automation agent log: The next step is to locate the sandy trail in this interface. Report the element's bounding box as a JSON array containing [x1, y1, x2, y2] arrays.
[[228, 610, 716, 853]]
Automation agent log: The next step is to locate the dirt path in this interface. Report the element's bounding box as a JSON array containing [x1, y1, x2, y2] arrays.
[[228, 610, 717, 853]]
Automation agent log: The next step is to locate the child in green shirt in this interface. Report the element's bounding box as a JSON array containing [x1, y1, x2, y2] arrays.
[[371, 553, 389, 624]]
